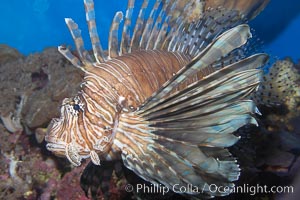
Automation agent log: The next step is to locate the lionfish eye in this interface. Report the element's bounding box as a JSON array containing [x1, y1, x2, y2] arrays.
[[73, 104, 81, 111]]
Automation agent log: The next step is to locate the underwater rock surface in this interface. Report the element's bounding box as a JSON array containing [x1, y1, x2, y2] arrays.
[[0, 46, 127, 199], [0, 46, 83, 132], [168, 0, 269, 24]]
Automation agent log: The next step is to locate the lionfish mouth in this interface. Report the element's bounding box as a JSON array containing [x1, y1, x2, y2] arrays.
[[45, 119, 69, 157]]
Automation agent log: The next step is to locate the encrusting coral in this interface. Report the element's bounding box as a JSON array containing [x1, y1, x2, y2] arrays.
[[226, 58, 300, 199], [253, 58, 300, 120]]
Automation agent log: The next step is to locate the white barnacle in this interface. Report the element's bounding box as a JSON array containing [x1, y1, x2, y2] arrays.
[[65, 143, 82, 166]]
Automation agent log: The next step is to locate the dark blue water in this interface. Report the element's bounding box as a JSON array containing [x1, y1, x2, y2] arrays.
[[1, 0, 299, 61]]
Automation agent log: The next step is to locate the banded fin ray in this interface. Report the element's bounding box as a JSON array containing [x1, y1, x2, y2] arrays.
[[138, 53, 268, 117], [139, 24, 253, 111], [115, 53, 267, 199], [120, 0, 135, 54], [84, 0, 107, 62], [109, 11, 123, 58], [139, 0, 162, 49], [130, 0, 150, 51], [171, 8, 241, 57], [114, 113, 241, 198], [61, 0, 245, 70], [64, 18, 93, 65]]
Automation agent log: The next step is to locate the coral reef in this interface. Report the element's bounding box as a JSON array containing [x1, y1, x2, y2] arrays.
[[0, 46, 83, 133], [225, 58, 300, 199], [80, 161, 128, 200], [0, 45, 127, 200], [168, 0, 270, 23], [56, 162, 90, 200], [205, 0, 270, 19], [0, 44, 24, 64], [0, 46, 82, 199], [0, 123, 61, 199], [253, 58, 300, 120], [0, 121, 128, 199]]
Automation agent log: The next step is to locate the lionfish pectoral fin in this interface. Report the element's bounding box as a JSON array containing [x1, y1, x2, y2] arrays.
[[114, 113, 240, 198], [115, 35, 268, 198], [138, 52, 268, 117], [139, 24, 253, 112]]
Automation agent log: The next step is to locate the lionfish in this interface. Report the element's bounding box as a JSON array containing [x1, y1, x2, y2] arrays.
[[45, 0, 268, 198]]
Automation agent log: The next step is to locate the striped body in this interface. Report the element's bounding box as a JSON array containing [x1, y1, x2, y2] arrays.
[[46, 50, 191, 164], [45, 0, 268, 198], [86, 50, 192, 105]]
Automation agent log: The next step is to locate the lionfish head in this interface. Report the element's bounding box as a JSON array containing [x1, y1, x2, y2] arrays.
[[45, 95, 112, 166]]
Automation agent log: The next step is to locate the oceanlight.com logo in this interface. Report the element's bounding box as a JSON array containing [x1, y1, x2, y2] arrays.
[[124, 183, 294, 196]]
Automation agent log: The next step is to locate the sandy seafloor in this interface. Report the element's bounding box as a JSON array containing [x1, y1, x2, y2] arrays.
[[0, 0, 300, 200]]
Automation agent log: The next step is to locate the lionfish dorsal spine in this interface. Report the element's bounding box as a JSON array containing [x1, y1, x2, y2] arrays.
[[58, 45, 85, 71], [64, 18, 93, 65], [130, 0, 150, 51], [109, 12, 123, 59], [84, 0, 107, 63], [166, 20, 184, 52], [139, 0, 162, 49], [146, 1, 169, 49], [154, 1, 177, 50], [120, 0, 135, 54], [60, 0, 206, 69]]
